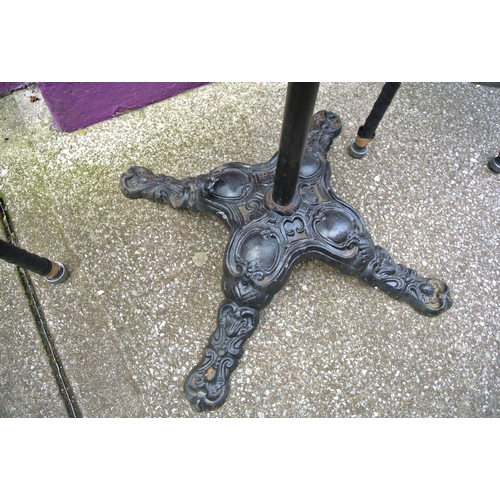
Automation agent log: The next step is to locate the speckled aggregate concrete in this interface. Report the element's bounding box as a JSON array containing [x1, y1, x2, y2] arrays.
[[1, 82, 499, 418], [0, 263, 67, 417]]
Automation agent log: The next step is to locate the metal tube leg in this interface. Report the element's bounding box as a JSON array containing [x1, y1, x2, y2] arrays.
[[272, 82, 319, 206], [349, 82, 401, 159], [0, 239, 68, 284]]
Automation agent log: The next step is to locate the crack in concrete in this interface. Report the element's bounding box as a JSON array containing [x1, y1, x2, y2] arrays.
[[0, 196, 82, 417]]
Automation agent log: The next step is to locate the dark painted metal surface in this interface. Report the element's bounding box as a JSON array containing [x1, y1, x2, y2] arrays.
[[1, 238, 53, 275], [0, 238, 68, 283], [358, 82, 401, 139], [272, 83, 319, 206], [120, 106, 452, 412], [349, 82, 401, 159]]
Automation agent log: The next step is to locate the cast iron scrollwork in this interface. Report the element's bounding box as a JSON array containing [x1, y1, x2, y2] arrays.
[[120, 110, 452, 411], [359, 246, 452, 316], [184, 300, 260, 412]]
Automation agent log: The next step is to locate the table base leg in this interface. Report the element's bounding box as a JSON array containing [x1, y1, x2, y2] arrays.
[[120, 110, 452, 411]]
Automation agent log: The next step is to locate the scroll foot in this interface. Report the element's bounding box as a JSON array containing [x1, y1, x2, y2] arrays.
[[360, 246, 452, 317], [119, 166, 192, 208], [184, 300, 260, 411]]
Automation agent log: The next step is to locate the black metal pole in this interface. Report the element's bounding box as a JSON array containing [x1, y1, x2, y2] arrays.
[[272, 82, 320, 206], [0, 239, 68, 283], [349, 82, 401, 158], [359, 82, 401, 139]]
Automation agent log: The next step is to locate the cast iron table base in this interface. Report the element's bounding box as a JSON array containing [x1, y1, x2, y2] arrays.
[[120, 110, 452, 412]]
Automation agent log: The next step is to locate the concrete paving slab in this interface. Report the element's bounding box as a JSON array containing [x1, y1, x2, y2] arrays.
[[1, 82, 499, 417], [0, 260, 68, 417], [1, 87, 147, 417]]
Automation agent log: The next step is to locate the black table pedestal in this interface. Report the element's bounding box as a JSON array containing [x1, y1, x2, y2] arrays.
[[120, 85, 452, 412]]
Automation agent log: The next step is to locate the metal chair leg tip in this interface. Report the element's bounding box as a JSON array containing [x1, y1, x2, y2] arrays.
[[45, 263, 70, 284], [488, 156, 500, 173], [348, 140, 368, 159]]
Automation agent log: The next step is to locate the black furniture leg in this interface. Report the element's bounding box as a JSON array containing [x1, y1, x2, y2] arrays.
[[1, 197, 68, 284], [0, 239, 68, 284], [349, 82, 401, 159], [489, 150, 500, 173], [120, 82, 452, 411], [272, 83, 319, 206]]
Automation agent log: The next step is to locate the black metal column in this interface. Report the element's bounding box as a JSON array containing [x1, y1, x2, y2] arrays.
[[349, 82, 401, 158], [272, 83, 319, 206], [0, 239, 68, 283], [358, 82, 401, 139]]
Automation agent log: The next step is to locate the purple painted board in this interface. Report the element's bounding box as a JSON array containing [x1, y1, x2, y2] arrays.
[[37, 82, 208, 132], [0, 82, 28, 94]]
